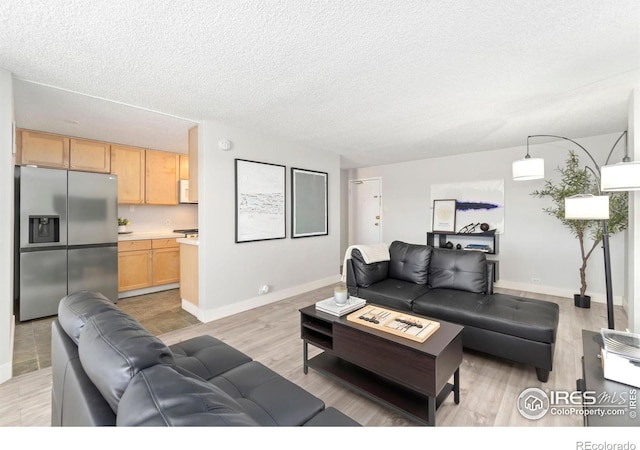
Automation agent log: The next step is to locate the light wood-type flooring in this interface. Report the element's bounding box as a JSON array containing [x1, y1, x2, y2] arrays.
[[0, 284, 630, 431]]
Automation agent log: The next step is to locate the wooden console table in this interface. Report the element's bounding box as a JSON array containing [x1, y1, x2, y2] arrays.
[[300, 304, 463, 426]]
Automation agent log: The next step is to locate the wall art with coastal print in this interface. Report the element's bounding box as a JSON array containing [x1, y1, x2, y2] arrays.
[[430, 179, 505, 233], [235, 159, 286, 243]]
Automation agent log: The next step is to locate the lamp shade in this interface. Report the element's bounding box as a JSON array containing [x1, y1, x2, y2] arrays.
[[564, 194, 609, 220], [512, 157, 544, 180], [600, 161, 640, 191]]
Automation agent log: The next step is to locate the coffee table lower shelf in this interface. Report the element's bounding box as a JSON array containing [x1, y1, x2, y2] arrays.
[[306, 351, 457, 426]]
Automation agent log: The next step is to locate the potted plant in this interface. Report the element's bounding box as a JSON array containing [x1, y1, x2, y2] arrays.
[[118, 218, 130, 233], [531, 150, 628, 308]]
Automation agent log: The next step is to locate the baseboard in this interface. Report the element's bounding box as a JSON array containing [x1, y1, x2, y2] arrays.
[[197, 275, 341, 323], [494, 280, 624, 306], [118, 283, 179, 299]]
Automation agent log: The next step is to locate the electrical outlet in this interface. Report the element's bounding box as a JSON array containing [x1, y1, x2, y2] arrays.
[[129, 205, 135, 212], [259, 285, 270, 295], [531, 277, 541, 283]]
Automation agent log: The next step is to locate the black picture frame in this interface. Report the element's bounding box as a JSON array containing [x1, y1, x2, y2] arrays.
[[235, 159, 286, 243], [291, 167, 328, 238]]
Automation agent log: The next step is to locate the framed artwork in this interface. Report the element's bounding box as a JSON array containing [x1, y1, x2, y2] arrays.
[[432, 199, 457, 232], [291, 167, 328, 238], [235, 159, 286, 243]]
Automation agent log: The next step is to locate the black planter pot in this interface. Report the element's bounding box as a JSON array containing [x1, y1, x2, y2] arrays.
[[574, 294, 591, 309]]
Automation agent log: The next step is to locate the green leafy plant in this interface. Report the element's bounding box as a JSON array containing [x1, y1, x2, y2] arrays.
[[531, 150, 628, 297], [118, 218, 130, 226]]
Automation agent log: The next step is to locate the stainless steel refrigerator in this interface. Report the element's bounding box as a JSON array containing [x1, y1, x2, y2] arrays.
[[14, 166, 118, 321]]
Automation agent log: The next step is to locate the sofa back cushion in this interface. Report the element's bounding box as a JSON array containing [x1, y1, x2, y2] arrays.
[[79, 308, 174, 413], [117, 365, 258, 426], [428, 248, 488, 293], [58, 290, 119, 344], [351, 249, 389, 287], [388, 241, 432, 285]]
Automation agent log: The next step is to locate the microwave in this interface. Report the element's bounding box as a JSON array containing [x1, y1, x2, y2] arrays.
[[179, 180, 197, 204]]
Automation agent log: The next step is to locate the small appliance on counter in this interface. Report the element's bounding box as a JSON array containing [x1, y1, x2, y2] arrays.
[[173, 228, 198, 238], [600, 328, 640, 388]]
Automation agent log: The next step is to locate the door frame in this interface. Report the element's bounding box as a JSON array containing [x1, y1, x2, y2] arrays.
[[348, 177, 382, 246]]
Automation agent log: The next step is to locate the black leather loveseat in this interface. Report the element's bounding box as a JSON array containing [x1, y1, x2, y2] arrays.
[[345, 241, 559, 382], [51, 291, 360, 426]]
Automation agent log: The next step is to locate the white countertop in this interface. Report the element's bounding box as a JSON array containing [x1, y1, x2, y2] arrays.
[[118, 231, 187, 241], [177, 237, 199, 246]]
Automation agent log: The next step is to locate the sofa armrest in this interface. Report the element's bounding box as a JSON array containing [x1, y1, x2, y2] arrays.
[[345, 257, 358, 295], [486, 261, 494, 295]]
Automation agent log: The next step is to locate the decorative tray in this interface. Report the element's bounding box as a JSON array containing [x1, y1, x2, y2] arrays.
[[346, 306, 440, 343]]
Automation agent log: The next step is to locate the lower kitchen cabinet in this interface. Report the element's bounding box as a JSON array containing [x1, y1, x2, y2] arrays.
[[118, 238, 180, 293]]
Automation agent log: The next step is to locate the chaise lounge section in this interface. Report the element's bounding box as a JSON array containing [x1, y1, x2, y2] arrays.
[[345, 241, 560, 382], [51, 290, 360, 426]]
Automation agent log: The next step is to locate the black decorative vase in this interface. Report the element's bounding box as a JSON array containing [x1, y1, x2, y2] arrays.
[[574, 294, 591, 309]]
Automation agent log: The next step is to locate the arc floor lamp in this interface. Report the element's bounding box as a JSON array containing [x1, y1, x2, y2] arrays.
[[512, 131, 640, 329]]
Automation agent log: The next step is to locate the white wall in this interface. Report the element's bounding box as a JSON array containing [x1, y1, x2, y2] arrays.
[[628, 88, 639, 332], [116, 204, 197, 232], [350, 133, 628, 311], [196, 120, 341, 321], [0, 70, 14, 383]]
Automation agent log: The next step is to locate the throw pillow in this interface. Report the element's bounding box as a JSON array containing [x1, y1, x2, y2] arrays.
[[429, 247, 487, 293]]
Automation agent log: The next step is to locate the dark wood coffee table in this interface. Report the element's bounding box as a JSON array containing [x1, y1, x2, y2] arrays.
[[300, 303, 463, 426]]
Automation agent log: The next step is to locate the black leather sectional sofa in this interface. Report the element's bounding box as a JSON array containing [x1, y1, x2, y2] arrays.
[[51, 291, 360, 426], [345, 241, 560, 382]]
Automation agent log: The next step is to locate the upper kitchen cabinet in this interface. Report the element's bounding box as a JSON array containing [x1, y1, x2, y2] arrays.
[[17, 129, 69, 169], [179, 154, 189, 180], [188, 125, 198, 202], [145, 149, 179, 205], [111, 145, 145, 204], [69, 138, 111, 173]]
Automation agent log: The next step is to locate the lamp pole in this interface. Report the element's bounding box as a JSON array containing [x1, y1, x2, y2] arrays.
[[528, 134, 616, 329]]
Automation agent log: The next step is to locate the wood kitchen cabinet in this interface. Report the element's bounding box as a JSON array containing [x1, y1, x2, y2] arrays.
[[111, 145, 146, 204], [118, 238, 180, 293], [17, 129, 70, 168], [179, 154, 189, 180], [145, 149, 180, 205], [70, 138, 111, 173], [188, 125, 198, 202]]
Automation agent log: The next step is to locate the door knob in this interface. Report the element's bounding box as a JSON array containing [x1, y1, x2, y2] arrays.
[[374, 223, 379, 226]]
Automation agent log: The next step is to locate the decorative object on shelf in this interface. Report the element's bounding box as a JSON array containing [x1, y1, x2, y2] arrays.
[[456, 244, 462, 250], [431, 180, 505, 233], [432, 199, 457, 232], [291, 167, 328, 238], [480, 223, 490, 232], [235, 159, 286, 243], [520, 133, 632, 329], [118, 218, 129, 233], [445, 241, 454, 249], [458, 222, 481, 233]]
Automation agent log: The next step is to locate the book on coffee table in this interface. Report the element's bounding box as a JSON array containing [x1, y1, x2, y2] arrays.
[[315, 296, 366, 316]]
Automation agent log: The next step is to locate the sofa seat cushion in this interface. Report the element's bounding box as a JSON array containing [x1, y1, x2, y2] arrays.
[[358, 278, 430, 311], [171, 335, 252, 381], [117, 364, 258, 426], [412, 289, 559, 344], [388, 241, 432, 284], [428, 248, 488, 294], [79, 308, 174, 412], [57, 291, 119, 344], [303, 407, 361, 426], [209, 361, 325, 426]]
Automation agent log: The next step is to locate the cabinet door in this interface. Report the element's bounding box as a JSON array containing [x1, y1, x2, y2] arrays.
[[152, 247, 180, 285], [145, 150, 180, 205], [179, 154, 189, 180], [19, 130, 69, 168], [70, 138, 111, 173], [111, 145, 145, 204], [188, 126, 198, 202], [118, 249, 152, 292]]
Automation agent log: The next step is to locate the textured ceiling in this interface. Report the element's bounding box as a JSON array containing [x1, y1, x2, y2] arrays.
[[1, 1, 639, 167]]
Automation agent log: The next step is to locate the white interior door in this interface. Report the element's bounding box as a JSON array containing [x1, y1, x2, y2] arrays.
[[349, 178, 382, 245]]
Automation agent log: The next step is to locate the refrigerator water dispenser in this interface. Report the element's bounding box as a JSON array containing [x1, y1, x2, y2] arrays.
[[29, 215, 60, 243]]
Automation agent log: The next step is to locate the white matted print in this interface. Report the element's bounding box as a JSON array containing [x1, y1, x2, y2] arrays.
[[235, 159, 286, 243], [430, 179, 505, 233]]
